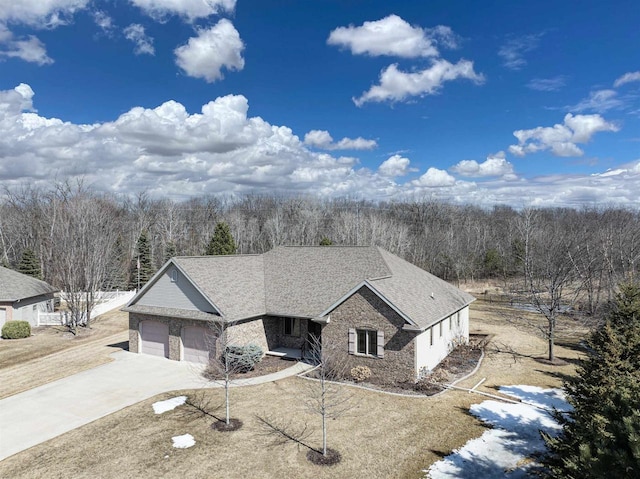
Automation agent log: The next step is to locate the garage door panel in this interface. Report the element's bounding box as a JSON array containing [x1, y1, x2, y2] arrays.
[[183, 326, 215, 364], [140, 321, 169, 358]]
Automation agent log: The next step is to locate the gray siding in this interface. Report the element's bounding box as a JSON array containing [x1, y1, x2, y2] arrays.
[[136, 266, 215, 313], [10, 295, 54, 327]]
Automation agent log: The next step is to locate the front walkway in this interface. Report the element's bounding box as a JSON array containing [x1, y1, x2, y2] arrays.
[[0, 350, 311, 461]]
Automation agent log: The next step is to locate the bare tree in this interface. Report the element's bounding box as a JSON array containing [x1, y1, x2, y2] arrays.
[[203, 320, 262, 431], [258, 335, 354, 464], [516, 209, 580, 362], [48, 184, 120, 333]]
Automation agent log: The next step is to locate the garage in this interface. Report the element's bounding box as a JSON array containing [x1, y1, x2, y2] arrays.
[[182, 326, 214, 364], [140, 321, 169, 358]]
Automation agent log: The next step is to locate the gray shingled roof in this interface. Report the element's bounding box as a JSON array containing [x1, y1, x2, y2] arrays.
[[370, 248, 475, 329], [0, 266, 58, 302], [128, 246, 474, 330], [264, 246, 391, 318], [173, 255, 265, 321]]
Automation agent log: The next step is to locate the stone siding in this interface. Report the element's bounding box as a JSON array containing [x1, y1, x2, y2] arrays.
[[227, 317, 269, 353], [263, 316, 308, 350], [323, 286, 416, 385]]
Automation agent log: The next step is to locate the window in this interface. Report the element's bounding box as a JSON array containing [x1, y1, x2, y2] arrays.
[[283, 318, 300, 336], [430, 327, 434, 346], [449, 316, 453, 331], [170, 269, 178, 283], [439, 320, 443, 337], [349, 328, 384, 358], [357, 329, 377, 355], [455, 312, 460, 328]]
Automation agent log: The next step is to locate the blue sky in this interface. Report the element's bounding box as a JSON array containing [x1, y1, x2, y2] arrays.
[[0, 0, 639, 207]]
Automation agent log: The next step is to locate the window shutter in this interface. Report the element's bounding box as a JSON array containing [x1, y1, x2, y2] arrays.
[[377, 330, 384, 358], [348, 328, 356, 354]]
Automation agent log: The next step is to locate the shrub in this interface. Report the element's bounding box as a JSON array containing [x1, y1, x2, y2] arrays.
[[415, 368, 450, 394], [225, 343, 263, 372], [350, 365, 372, 382], [1, 320, 31, 339]]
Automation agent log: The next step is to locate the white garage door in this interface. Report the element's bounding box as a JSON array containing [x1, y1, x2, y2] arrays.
[[182, 326, 214, 364], [140, 321, 169, 358]]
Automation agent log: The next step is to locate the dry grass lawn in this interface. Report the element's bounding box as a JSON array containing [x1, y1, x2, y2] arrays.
[[0, 310, 129, 399], [0, 301, 587, 478]]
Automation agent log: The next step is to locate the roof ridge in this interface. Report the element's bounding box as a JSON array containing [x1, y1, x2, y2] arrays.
[[276, 245, 376, 248], [174, 253, 263, 259]]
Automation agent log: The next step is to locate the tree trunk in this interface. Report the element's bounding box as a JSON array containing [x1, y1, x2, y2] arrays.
[[548, 319, 555, 362], [225, 374, 230, 425]]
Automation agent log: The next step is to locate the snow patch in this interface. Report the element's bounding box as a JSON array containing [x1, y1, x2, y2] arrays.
[[152, 396, 187, 414], [172, 434, 195, 449], [425, 385, 569, 478]]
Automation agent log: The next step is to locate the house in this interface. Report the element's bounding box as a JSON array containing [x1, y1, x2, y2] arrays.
[[123, 246, 475, 383], [0, 266, 59, 328]]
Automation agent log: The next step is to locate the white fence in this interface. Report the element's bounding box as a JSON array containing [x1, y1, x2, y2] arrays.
[[37, 290, 136, 326]]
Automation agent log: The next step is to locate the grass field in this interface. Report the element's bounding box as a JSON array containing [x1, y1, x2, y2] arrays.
[[0, 301, 587, 479], [0, 310, 129, 399]]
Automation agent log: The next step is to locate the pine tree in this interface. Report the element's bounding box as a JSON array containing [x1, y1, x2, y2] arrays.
[[543, 283, 640, 478], [164, 241, 177, 263], [319, 237, 333, 246], [129, 231, 154, 289], [205, 222, 236, 255], [18, 248, 42, 279], [106, 236, 128, 290]]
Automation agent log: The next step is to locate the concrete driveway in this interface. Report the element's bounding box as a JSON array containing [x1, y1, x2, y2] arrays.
[[0, 350, 310, 461]]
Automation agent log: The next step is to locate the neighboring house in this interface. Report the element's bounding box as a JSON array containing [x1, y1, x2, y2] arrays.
[[124, 246, 475, 383], [0, 266, 59, 328]]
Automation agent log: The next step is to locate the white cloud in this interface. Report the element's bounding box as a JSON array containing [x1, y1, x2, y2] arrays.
[[0, 83, 402, 199], [570, 89, 623, 113], [412, 167, 456, 187], [378, 154, 414, 177], [0, 32, 53, 65], [0, 0, 89, 65], [526, 76, 566, 91], [452, 153, 516, 178], [174, 19, 244, 83], [130, 0, 236, 22], [614, 71, 640, 88], [327, 14, 456, 58], [124, 24, 154, 55], [0, 0, 88, 28], [4, 84, 640, 208], [304, 130, 377, 150], [93, 11, 115, 34], [509, 113, 619, 157], [354, 59, 485, 106], [498, 34, 542, 70]]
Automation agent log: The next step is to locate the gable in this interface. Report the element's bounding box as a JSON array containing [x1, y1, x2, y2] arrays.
[[133, 265, 217, 314]]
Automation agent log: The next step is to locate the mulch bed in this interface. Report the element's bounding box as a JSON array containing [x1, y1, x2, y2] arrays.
[[348, 342, 485, 396], [204, 355, 295, 381], [306, 448, 341, 466], [231, 355, 295, 379], [211, 418, 243, 432]]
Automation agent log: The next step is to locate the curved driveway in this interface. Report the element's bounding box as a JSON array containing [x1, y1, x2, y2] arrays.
[[0, 351, 309, 461]]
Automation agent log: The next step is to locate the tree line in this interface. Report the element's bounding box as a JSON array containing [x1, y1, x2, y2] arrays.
[[2, 182, 640, 319]]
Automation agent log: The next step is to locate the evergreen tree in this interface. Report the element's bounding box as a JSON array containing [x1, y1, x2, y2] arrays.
[[319, 237, 333, 246], [18, 248, 42, 279], [106, 236, 128, 290], [129, 231, 154, 289], [205, 222, 236, 255], [164, 241, 177, 263], [543, 283, 640, 478]]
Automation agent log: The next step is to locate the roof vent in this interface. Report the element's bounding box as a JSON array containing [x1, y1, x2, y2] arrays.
[[430, 292, 435, 299]]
